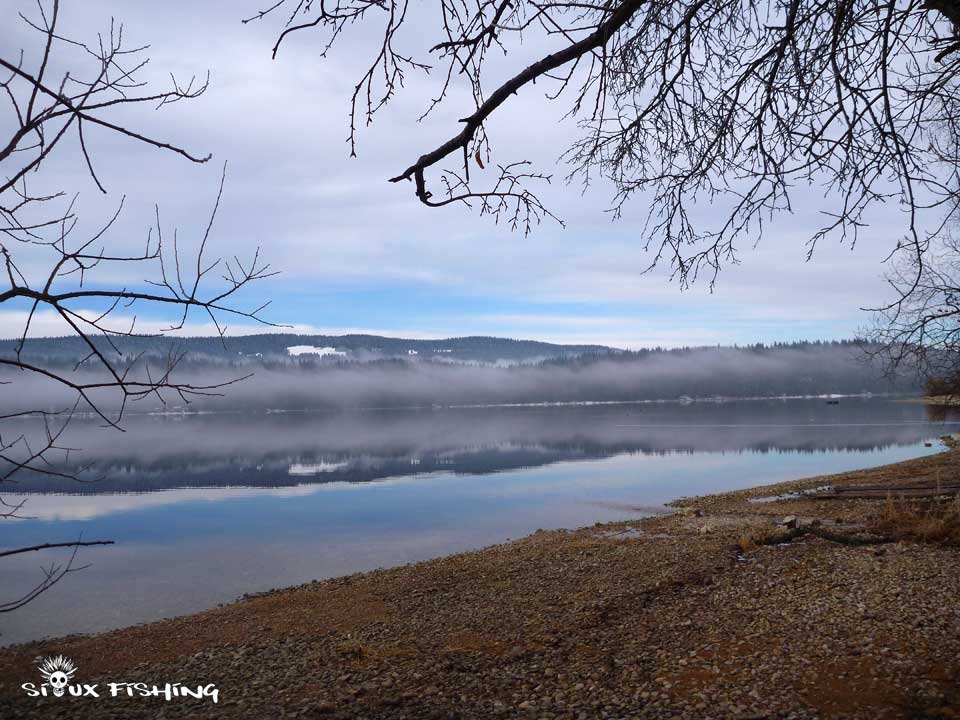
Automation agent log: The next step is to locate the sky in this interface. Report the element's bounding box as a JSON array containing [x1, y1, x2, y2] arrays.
[[0, 0, 918, 349]]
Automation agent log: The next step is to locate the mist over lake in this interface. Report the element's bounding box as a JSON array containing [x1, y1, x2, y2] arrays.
[[0, 338, 917, 416]]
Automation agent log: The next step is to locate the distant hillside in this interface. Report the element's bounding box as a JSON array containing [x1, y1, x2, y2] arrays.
[[0, 333, 616, 367]]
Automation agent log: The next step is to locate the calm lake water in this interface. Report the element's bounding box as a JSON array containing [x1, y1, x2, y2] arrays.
[[0, 397, 955, 645]]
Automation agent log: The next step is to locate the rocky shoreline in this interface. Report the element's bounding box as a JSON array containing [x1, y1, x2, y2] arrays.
[[1, 448, 959, 719]]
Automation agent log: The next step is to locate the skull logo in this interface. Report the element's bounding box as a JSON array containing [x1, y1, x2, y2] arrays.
[[38, 655, 77, 697]]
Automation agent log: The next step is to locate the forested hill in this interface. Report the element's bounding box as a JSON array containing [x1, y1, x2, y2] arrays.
[[0, 333, 613, 366]]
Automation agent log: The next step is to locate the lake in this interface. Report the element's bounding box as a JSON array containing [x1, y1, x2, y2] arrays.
[[0, 397, 954, 646]]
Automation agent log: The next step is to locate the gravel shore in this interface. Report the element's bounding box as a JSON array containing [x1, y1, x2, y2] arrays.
[[1, 448, 959, 719]]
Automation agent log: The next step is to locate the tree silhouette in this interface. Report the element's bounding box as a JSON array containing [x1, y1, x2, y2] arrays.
[[0, 0, 275, 612], [249, 0, 959, 291]]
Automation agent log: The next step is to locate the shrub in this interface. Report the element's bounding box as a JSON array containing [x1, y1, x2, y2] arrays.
[[868, 496, 960, 546]]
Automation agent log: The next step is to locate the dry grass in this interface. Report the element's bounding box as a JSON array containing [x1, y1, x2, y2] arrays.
[[868, 496, 960, 546], [737, 528, 778, 553], [925, 373, 960, 399], [736, 524, 814, 552], [736, 534, 760, 553]]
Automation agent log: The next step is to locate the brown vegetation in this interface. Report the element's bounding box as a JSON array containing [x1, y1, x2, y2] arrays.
[[926, 374, 960, 401], [867, 497, 960, 546]]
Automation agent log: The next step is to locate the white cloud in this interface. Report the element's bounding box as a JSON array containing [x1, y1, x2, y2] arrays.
[[0, 309, 454, 341]]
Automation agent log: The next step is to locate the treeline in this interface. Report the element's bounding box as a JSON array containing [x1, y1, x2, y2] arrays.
[[0, 333, 612, 368]]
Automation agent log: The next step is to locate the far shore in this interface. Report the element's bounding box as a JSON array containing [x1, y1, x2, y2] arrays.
[[1, 447, 959, 718], [899, 394, 960, 406]]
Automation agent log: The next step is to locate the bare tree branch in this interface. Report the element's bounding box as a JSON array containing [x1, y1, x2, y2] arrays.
[[251, 0, 960, 286], [0, 1, 275, 612]]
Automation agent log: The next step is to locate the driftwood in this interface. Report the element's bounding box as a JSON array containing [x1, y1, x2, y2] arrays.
[[809, 484, 960, 500]]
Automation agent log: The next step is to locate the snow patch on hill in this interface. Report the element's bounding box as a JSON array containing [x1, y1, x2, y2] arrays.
[[286, 345, 347, 358]]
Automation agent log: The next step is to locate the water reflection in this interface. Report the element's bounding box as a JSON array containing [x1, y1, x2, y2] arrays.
[[0, 397, 956, 645], [5, 398, 955, 496]]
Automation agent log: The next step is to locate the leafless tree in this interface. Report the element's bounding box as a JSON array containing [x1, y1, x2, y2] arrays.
[[867, 227, 960, 394], [247, 0, 960, 290], [0, 1, 275, 612], [864, 80, 960, 390]]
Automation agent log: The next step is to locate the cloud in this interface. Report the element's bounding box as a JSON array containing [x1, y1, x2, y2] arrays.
[[0, 1, 918, 348], [0, 309, 449, 341]]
